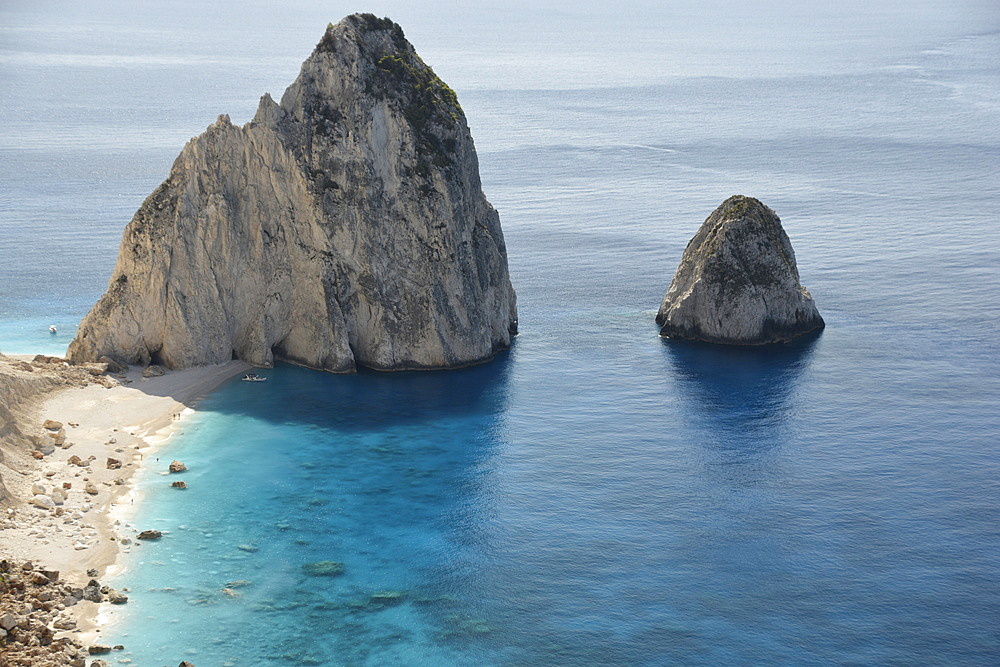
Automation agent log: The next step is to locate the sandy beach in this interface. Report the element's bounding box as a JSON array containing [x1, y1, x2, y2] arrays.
[[0, 358, 248, 653]]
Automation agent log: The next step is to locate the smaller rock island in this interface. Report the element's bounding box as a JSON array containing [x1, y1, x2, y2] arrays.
[[656, 195, 824, 345]]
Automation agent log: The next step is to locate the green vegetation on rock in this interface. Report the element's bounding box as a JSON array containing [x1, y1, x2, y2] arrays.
[[375, 51, 462, 173], [376, 53, 462, 121]]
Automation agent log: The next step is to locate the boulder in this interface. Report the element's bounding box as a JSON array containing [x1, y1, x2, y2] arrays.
[[81, 585, 102, 603], [97, 356, 128, 374], [168, 460, 187, 473], [137, 530, 162, 540], [106, 458, 122, 470], [141, 364, 165, 378], [30, 495, 55, 510], [84, 482, 98, 496], [656, 195, 824, 345], [42, 420, 63, 430], [170, 481, 187, 489], [32, 437, 55, 455], [32, 354, 64, 365], [107, 589, 128, 604], [83, 363, 109, 376]]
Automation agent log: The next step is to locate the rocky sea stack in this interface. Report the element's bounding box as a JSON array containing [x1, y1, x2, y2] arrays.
[[68, 14, 517, 373], [656, 195, 823, 345]]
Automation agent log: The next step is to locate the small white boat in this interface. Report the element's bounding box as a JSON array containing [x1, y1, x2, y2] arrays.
[[241, 373, 267, 382], [48, 325, 57, 334]]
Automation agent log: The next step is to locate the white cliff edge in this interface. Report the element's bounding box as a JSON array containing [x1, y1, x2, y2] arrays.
[[68, 14, 517, 373], [656, 195, 823, 345]]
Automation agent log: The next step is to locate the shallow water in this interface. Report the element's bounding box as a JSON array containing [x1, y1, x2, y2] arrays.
[[2, 0, 999, 664]]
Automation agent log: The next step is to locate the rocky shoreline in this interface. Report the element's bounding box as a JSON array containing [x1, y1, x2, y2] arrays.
[[0, 559, 123, 666], [0, 353, 247, 665]]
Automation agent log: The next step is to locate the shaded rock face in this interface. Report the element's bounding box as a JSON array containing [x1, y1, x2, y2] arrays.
[[68, 14, 517, 373], [656, 195, 824, 345]]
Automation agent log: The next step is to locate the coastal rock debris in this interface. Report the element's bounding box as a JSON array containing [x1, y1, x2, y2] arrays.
[[656, 195, 824, 345], [168, 460, 187, 473], [0, 560, 90, 665], [67, 13, 517, 374]]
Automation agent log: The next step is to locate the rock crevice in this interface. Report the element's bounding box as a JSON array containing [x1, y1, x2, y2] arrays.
[[69, 14, 517, 373]]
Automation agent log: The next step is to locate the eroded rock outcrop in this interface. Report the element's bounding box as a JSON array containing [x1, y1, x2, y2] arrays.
[[656, 195, 824, 344], [68, 14, 517, 373], [0, 354, 101, 506]]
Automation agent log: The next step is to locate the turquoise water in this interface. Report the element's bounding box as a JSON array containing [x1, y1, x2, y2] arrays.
[[108, 321, 1000, 664], [2, 0, 1000, 664]]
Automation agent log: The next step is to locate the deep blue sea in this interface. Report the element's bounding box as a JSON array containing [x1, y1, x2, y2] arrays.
[[2, 0, 999, 664]]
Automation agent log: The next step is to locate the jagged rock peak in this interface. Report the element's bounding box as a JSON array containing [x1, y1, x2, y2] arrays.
[[68, 14, 517, 373], [655, 195, 824, 345]]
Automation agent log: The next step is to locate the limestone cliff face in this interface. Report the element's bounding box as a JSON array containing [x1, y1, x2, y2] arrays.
[[68, 14, 517, 373], [656, 196, 824, 345]]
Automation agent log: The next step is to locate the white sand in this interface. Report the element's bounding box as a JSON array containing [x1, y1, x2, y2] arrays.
[[0, 359, 249, 640]]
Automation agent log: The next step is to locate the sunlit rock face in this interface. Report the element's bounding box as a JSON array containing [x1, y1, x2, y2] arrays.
[[69, 14, 517, 373]]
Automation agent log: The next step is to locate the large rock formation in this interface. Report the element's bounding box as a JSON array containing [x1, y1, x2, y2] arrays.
[[656, 195, 824, 344], [68, 14, 517, 373]]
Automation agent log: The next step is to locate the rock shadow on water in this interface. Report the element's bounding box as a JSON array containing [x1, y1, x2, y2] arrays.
[[661, 332, 820, 439], [208, 349, 514, 432]]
